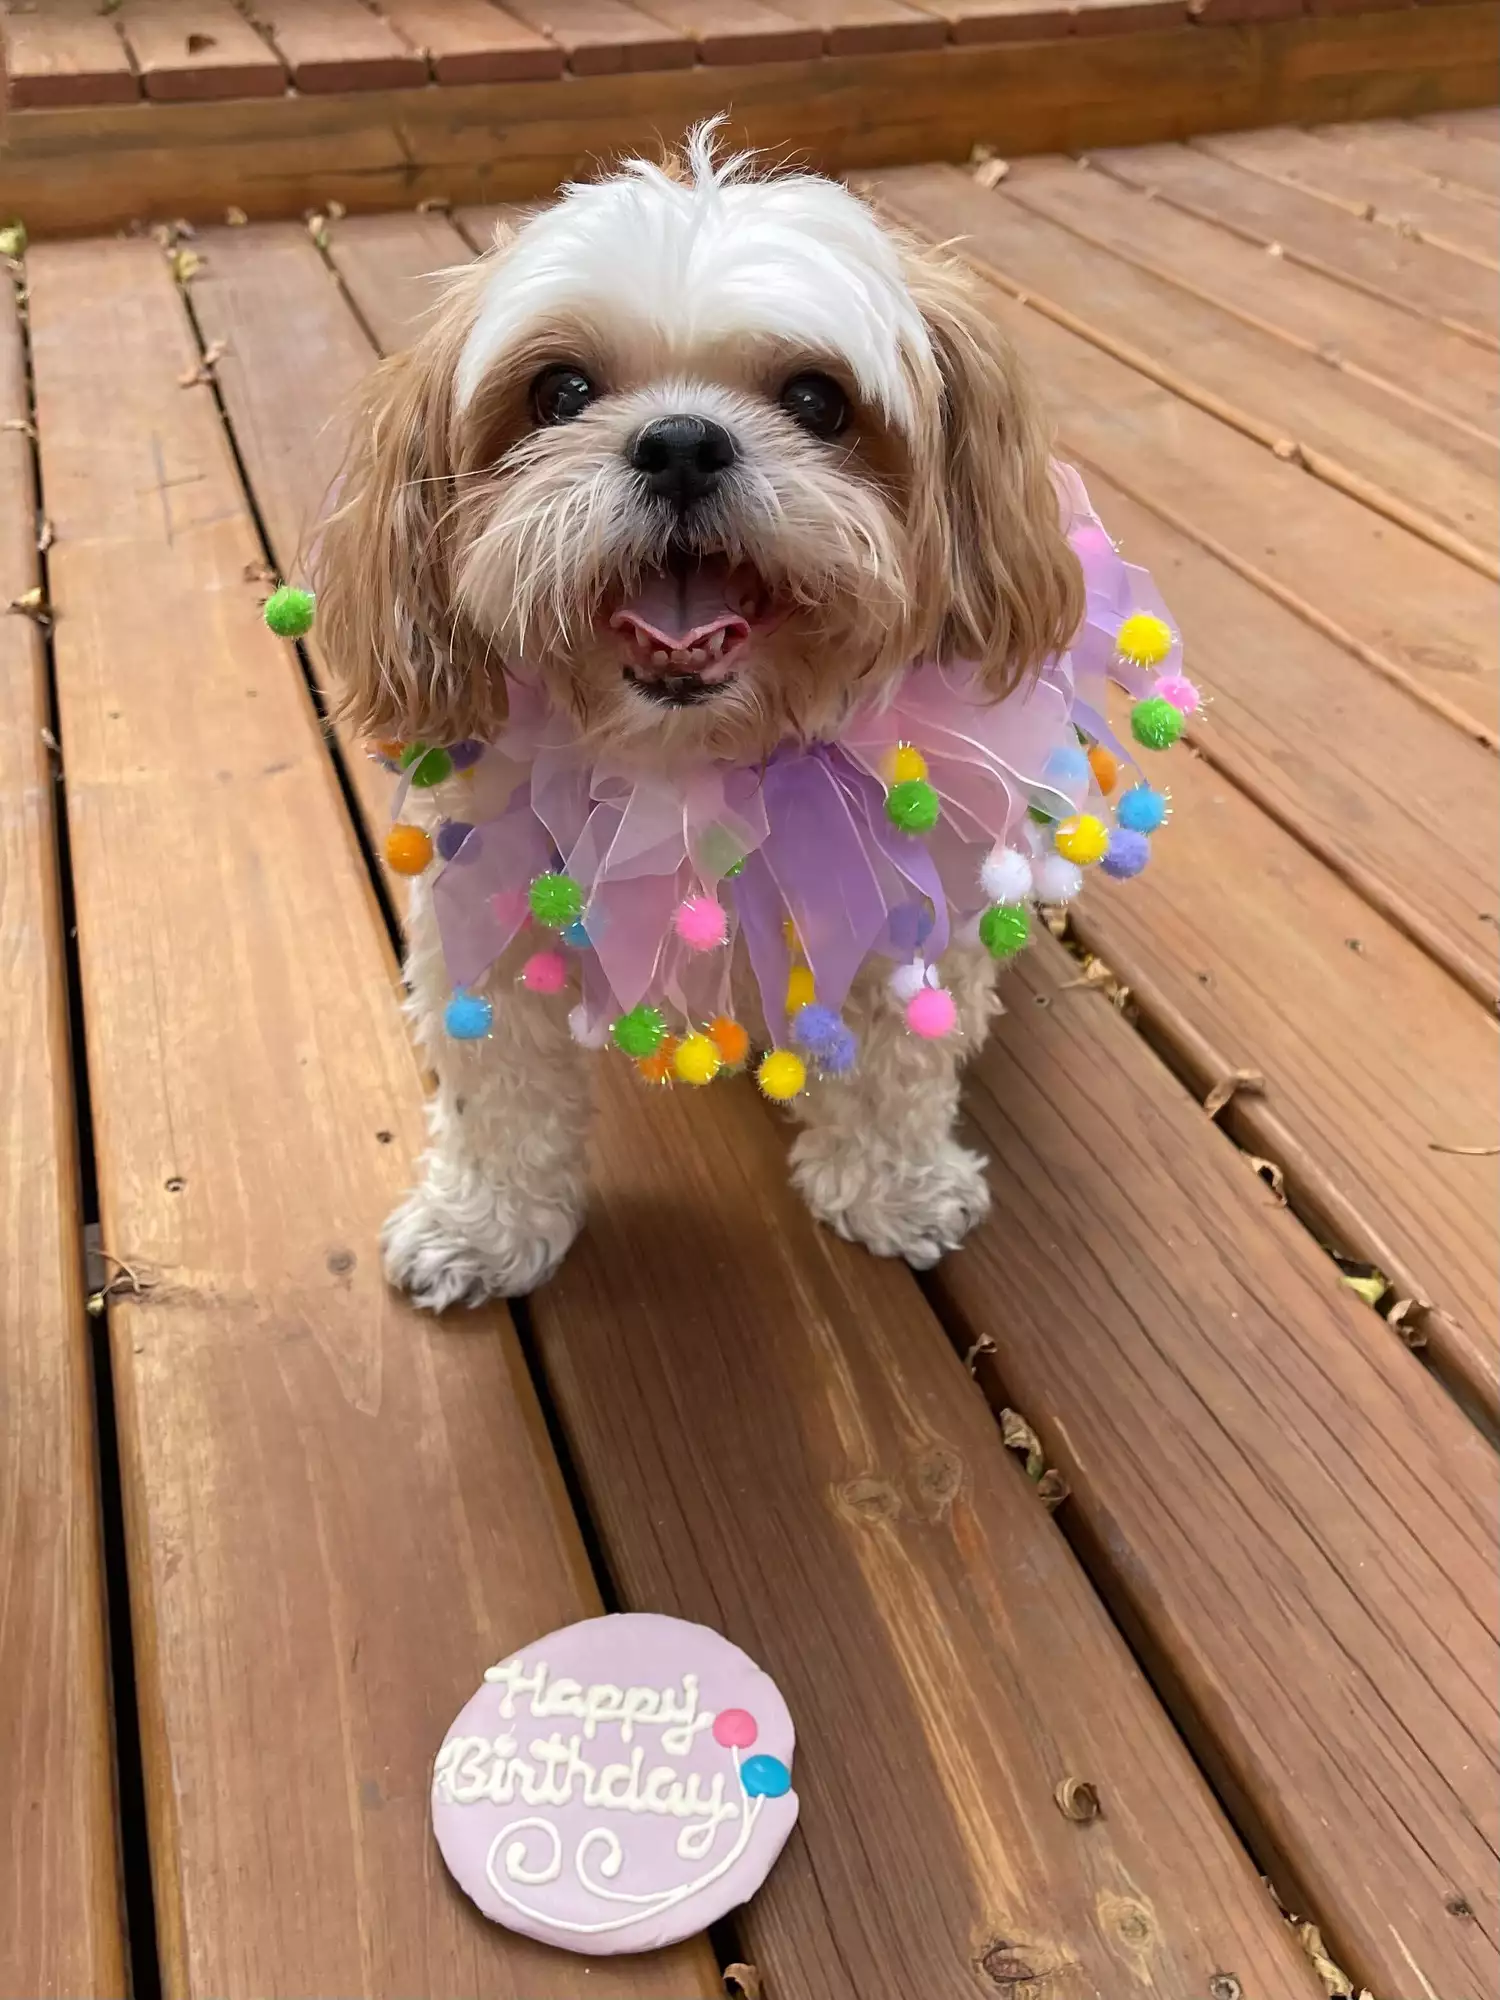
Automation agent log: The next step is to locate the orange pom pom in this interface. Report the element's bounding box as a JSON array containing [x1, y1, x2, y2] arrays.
[[385, 823, 433, 876], [636, 1035, 679, 1086], [708, 1016, 751, 1068], [1087, 745, 1118, 794]]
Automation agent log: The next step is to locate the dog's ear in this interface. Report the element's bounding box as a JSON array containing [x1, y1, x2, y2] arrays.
[[315, 257, 506, 746], [902, 244, 1082, 697]]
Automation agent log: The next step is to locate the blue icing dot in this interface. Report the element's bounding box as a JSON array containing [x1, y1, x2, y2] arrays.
[[740, 1754, 791, 1800], [1117, 785, 1167, 834], [562, 918, 591, 949], [444, 992, 493, 1040]]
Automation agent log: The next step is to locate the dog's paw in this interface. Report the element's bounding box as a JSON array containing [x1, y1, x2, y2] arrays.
[[790, 1133, 991, 1270], [381, 1179, 582, 1310]]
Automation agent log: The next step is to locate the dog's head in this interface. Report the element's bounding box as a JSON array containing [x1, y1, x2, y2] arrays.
[[319, 127, 1082, 766]]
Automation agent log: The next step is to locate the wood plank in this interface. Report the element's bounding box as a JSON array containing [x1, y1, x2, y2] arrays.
[[1199, 124, 1500, 267], [1316, 113, 1500, 199], [118, 0, 285, 100], [326, 208, 473, 351], [11, 4, 1500, 231], [205, 206, 1331, 2000], [998, 154, 1500, 445], [0, 255, 127, 2000], [634, 0, 824, 60], [249, 0, 428, 90], [878, 164, 1496, 571], [376, 0, 564, 81], [1419, 104, 1500, 143], [906, 0, 1071, 43], [501, 0, 694, 69], [931, 936, 1500, 2000], [28, 230, 720, 2000], [1091, 138, 1500, 348], [766, 0, 946, 57], [3, 0, 136, 107]]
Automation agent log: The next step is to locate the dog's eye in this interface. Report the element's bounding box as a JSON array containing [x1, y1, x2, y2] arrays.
[[532, 365, 595, 425], [779, 372, 849, 440]]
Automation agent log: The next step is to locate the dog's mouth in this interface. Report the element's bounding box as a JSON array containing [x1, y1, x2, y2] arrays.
[[609, 545, 771, 708]]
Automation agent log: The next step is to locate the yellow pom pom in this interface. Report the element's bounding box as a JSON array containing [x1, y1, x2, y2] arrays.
[[674, 1034, 722, 1087], [1054, 813, 1109, 865], [636, 1035, 678, 1086], [757, 1049, 806, 1102], [888, 743, 928, 784], [786, 964, 816, 1012], [1115, 612, 1173, 670], [1087, 744, 1119, 794]]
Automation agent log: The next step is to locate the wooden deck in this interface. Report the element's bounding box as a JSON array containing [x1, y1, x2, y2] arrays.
[[3, 110, 1498, 2000]]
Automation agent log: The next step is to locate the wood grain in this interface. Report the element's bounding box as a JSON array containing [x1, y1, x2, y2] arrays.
[[249, 0, 428, 90], [376, 0, 564, 82], [27, 231, 719, 2000], [1314, 113, 1500, 198], [117, 0, 286, 101], [501, 0, 695, 70], [635, 0, 824, 61], [3, 0, 136, 107], [10, 3, 1499, 232], [998, 154, 1500, 443], [1092, 138, 1500, 347], [930, 936, 1500, 2000], [0, 259, 126, 2000], [768, 0, 946, 57]]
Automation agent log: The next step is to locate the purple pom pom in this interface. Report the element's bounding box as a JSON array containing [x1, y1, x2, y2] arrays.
[[791, 1003, 844, 1055], [447, 739, 484, 770], [820, 1024, 859, 1075], [436, 819, 475, 862], [1102, 828, 1151, 879]]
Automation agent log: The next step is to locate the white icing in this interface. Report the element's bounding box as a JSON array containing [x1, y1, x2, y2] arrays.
[[483, 1656, 714, 1754], [498, 1818, 563, 1885]]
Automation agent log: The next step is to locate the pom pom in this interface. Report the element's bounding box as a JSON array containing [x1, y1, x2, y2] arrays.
[[1027, 802, 1056, 826], [562, 918, 590, 949], [723, 855, 746, 879], [436, 819, 473, 862], [757, 1050, 807, 1102], [1054, 814, 1109, 865], [568, 1004, 609, 1049], [906, 986, 957, 1039], [819, 1023, 859, 1075], [263, 585, 316, 637], [385, 823, 433, 876], [1088, 745, 1119, 794], [447, 739, 484, 770], [636, 1036, 678, 1086], [674, 896, 727, 951], [885, 778, 940, 833], [888, 743, 928, 784], [401, 744, 453, 788], [521, 950, 568, 994], [1032, 853, 1084, 904], [1102, 828, 1151, 879], [1044, 745, 1090, 785], [1155, 674, 1200, 715], [889, 959, 928, 1004], [786, 964, 816, 1013], [791, 1003, 844, 1056], [1116, 784, 1167, 833], [674, 1034, 722, 1086], [444, 991, 493, 1040], [1115, 610, 1173, 669], [1131, 696, 1184, 751], [528, 872, 584, 928], [979, 903, 1030, 959], [611, 1005, 666, 1058], [980, 845, 1033, 906], [708, 1017, 751, 1068]]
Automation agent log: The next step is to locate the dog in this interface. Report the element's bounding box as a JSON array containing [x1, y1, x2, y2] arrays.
[[316, 125, 1093, 1312]]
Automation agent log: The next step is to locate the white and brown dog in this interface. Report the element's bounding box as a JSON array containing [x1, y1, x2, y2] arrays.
[[318, 126, 1083, 1310]]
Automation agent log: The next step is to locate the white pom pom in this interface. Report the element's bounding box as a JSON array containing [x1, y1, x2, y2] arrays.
[[888, 959, 928, 1003], [1032, 854, 1084, 905], [568, 1004, 609, 1049], [980, 845, 1033, 905]]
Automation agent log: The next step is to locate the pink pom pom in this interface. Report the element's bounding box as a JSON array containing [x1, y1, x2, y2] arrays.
[[674, 895, 728, 951], [905, 985, 957, 1039], [521, 950, 568, 994], [1155, 674, 1201, 715]]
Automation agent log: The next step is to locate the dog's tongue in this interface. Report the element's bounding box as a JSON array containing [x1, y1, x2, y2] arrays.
[[610, 554, 751, 653]]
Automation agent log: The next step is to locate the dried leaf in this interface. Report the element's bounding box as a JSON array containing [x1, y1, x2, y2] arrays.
[[1208, 1980, 1244, 2000], [1386, 1298, 1427, 1350], [326, 199, 347, 221], [2, 416, 37, 439], [170, 248, 204, 284], [225, 205, 249, 227], [1246, 1154, 1286, 1204], [1266, 240, 1285, 257], [1053, 1777, 1101, 1821], [1271, 438, 1305, 465], [186, 29, 215, 52], [963, 1332, 996, 1372], [1000, 1408, 1045, 1481], [39, 724, 58, 751], [1428, 1140, 1499, 1156], [416, 195, 452, 213], [972, 156, 1010, 190], [1294, 1921, 1355, 1999], [306, 213, 330, 249], [8, 585, 50, 623], [36, 516, 54, 553], [242, 560, 277, 586], [178, 338, 228, 387], [1036, 1468, 1070, 1512], [723, 1965, 762, 1999], [1340, 1273, 1387, 1309], [0, 222, 27, 261], [1204, 1068, 1265, 1119]]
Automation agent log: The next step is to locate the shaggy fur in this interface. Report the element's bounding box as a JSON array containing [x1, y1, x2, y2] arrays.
[[318, 127, 1082, 1307]]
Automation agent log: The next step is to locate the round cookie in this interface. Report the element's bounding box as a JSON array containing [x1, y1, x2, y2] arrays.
[[432, 1612, 799, 1954]]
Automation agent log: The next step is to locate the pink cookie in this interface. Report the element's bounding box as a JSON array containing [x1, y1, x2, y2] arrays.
[[432, 1613, 799, 1955]]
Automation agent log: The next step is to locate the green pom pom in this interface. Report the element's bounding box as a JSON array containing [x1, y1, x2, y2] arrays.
[[1131, 696, 1184, 751], [723, 856, 745, 879], [1027, 803, 1055, 826], [611, 1005, 666, 1058], [263, 585, 316, 638], [528, 872, 585, 928], [885, 778, 940, 833], [979, 903, 1031, 959], [401, 744, 453, 788]]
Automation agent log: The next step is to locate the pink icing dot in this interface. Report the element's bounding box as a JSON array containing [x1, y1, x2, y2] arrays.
[[522, 950, 568, 994], [674, 896, 728, 951], [1155, 675, 1201, 715], [712, 1708, 759, 1750], [906, 986, 957, 1039]]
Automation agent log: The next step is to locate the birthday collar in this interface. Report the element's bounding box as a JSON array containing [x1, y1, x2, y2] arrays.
[[373, 465, 1195, 1102]]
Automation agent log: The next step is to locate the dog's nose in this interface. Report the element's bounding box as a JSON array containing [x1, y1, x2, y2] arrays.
[[630, 415, 737, 508]]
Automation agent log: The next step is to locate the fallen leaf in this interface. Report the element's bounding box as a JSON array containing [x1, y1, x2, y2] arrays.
[[8, 585, 50, 623], [1294, 1921, 1355, 1999], [723, 1966, 762, 1999], [170, 248, 204, 284], [36, 516, 54, 553], [326, 199, 347, 221], [225, 205, 249, 227], [973, 156, 1010, 190], [306, 213, 330, 249], [1036, 1467, 1070, 1512], [416, 195, 452, 213], [963, 1332, 996, 1372], [1428, 1140, 1499, 1157], [1246, 1154, 1286, 1203], [186, 29, 216, 52], [1204, 1068, 1265, 1119], [0, 222, 27, 261], [1340, 1273, 1387, 1309], [2, 417, 37, 439], [1000, 1408, 1045, 1481], [1053, 1776, 1101, 1821]]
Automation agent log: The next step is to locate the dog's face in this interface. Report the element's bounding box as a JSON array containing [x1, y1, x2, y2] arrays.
[[319, 131, 1082, 766]]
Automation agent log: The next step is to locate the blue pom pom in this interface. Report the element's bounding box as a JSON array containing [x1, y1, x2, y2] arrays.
[[1044, 744, 1091, 785], [820, 1024, 859, 1075], [740, 1754, 792, 1799], [1116, 785, 1166, 834], [444, 991, 493, 1040], [562, 918, 590, 949], [1101, 828, 1151, 879], [791, 1003, 844, 1055], [436, 819, 474, 862]]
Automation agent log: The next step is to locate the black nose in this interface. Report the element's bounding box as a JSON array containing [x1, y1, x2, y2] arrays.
[[629, 415, 737, 508]]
